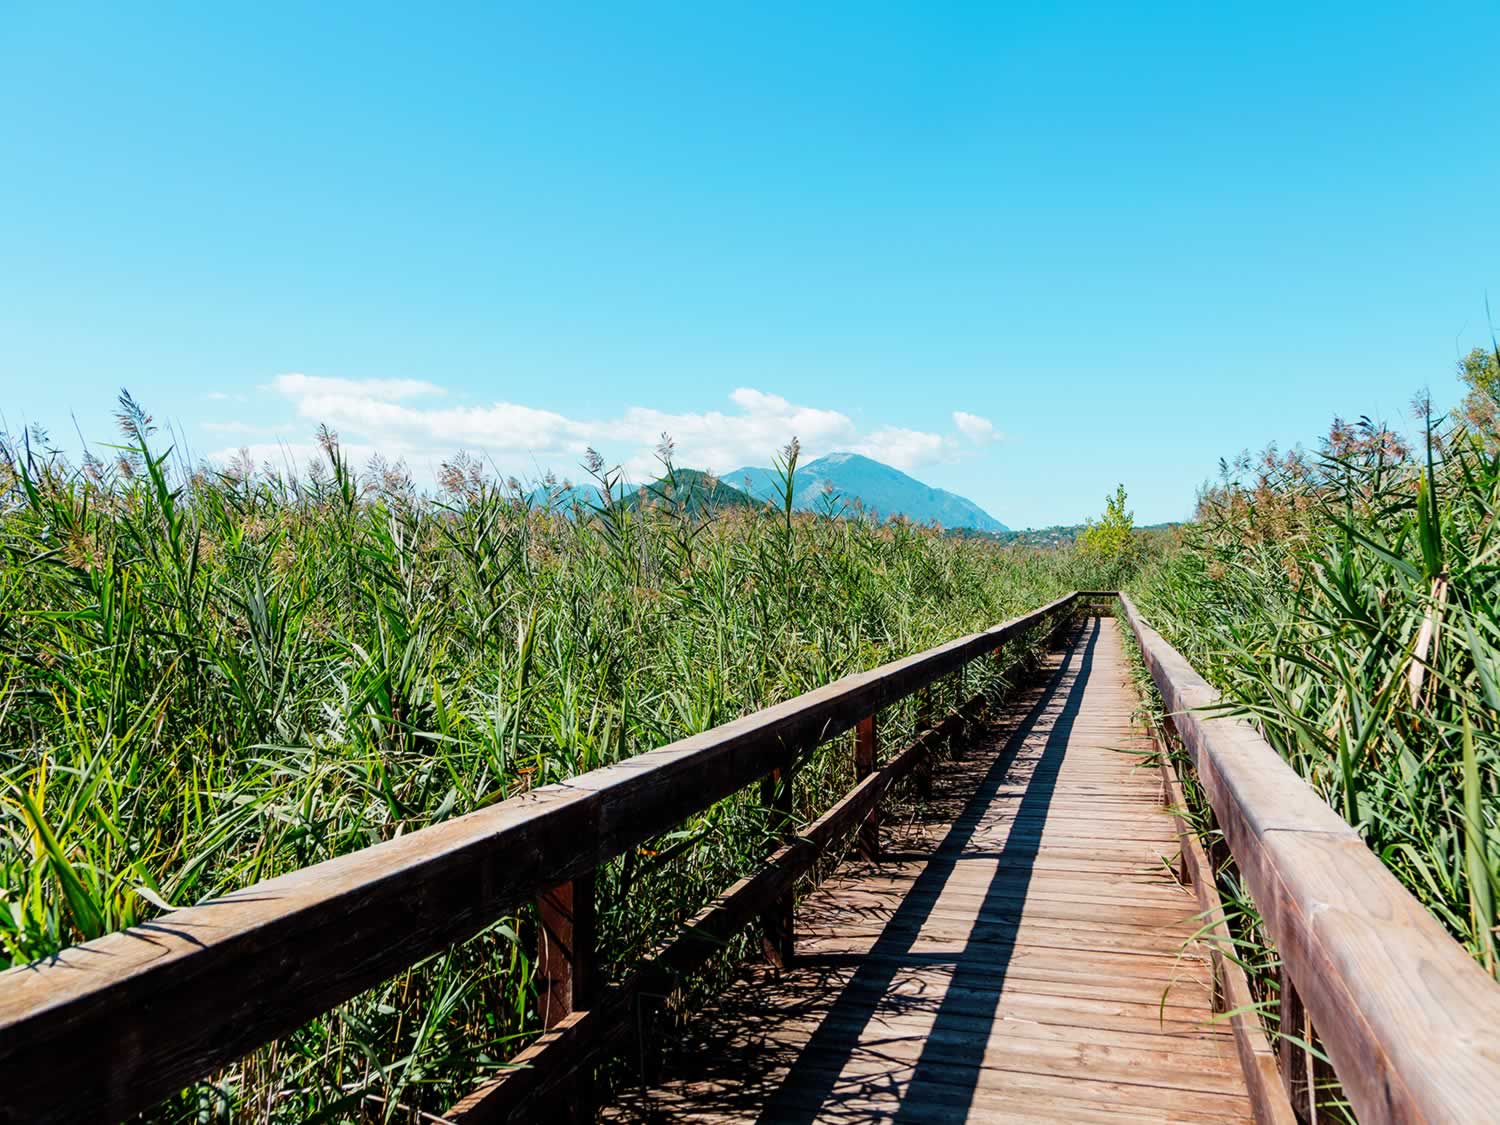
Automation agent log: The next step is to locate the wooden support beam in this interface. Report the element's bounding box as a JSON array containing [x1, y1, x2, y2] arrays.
[[913, 688, 934, 796], [1278, 971, 1312, 1122], [854, 714, 879, 860], [536, 874, 597, 1029], [760, 758, 796, 967], [949, 671, 968, 749]]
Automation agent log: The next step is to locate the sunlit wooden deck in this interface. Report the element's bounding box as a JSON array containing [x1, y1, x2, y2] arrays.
[[604, 617, 1254, 1123]]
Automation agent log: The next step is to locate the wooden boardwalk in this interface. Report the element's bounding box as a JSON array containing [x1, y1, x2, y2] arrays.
[[605, 617, 1254, 1123], [14, 596, 1498, 1123]]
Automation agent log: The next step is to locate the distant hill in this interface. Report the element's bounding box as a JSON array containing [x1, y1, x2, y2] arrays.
[[527, 471, 756, 516], [726, 452, 1009, 532], [625, 469, 757, 514], [525, 481, 601, 510], [947, 521, 1181, 546]]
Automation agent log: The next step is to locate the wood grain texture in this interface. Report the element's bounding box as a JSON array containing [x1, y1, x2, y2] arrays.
[[0, 597, 1079, 1125], [1118, 593, 1500, 1124], [604, 617, 1256, 1123]]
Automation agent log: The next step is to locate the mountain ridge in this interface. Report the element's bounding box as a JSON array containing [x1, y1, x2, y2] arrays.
[[624, 468, 757, 513], [726, 452, 1008, 532]]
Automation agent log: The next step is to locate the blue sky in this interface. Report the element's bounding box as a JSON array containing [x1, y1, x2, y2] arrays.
[[3, 2, 1497, 528]]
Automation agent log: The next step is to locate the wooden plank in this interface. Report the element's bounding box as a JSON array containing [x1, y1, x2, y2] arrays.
[[683, 1007, 1252, 1091], [716, 985, 1245, 1049], [615, 1062, 1255, 1125], [447, 1008, 598, 1124], [1278, 972, 1312, 1119], [0, 594, 1082, 1125], [617, 1074, 1253, 1125], [799, 885, 1211, 927], [1118, 594, 1500, 1124]]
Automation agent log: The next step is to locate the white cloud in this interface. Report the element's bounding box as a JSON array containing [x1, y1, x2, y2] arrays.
[[206, 373, 994, 483], [201, 420, 277, 436], [271, 373, 446, 402], [953, 411, 1001, 444], [605, 389, 857, 471], [853, 427, 955, 470]]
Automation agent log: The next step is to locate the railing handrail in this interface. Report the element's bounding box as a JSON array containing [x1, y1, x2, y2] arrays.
[[0, 592, 1084, 1125], [1118, 593, 1500, 1124]]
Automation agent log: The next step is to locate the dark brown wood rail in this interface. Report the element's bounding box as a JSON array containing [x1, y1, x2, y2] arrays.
[[0, 592, 1089, 1125], [1118, 593, 1500, 1124]]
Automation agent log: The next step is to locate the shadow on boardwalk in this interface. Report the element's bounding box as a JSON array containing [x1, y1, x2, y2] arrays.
[[603, 616, 1251, 1123], [758, 619, 1098, 1123]]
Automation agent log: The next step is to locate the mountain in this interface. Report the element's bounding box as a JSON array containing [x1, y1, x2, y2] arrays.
[[725, 452, 1009, 532], [526, 471, 755, 516], [624, 469, 757, 514]]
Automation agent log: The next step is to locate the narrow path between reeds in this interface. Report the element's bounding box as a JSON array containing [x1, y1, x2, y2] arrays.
[[603, 617, 1255, 1124]]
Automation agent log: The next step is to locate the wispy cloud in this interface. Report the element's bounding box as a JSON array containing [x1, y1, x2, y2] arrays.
[[952, 411, 1001, 445], [206, 373, 998, 480], [271, 373, 447, 402], [201, 420, 276, 436]]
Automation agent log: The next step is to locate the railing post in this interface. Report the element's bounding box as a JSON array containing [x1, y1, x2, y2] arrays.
[[855, 714, 879, 861], [1278, 970, 1313, 1122], [536, 872, 597, 1029], [954, 666, 968, 747], [1161, 752, 1193, 887], [914, 687, 934, 796], [948, 669, 965, 750], [761, 754, 796, 967]]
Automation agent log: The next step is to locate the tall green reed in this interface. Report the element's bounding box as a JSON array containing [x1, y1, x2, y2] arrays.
[[0, 398, 1123, 1121], [1133, 412, 1500, 972]]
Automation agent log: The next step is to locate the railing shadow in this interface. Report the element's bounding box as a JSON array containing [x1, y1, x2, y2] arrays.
[[755, 616, 1101, 1122]]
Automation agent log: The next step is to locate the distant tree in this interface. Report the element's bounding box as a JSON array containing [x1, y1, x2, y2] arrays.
[[1454, 345, 1500, 442], [1080, 483, 1135, 560]]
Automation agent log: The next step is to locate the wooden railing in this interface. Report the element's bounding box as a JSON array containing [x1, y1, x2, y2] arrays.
[[1118, 593, 1500, 1124], [12, 590, 1496, 1124], [0, 592, 1095, 1125]]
